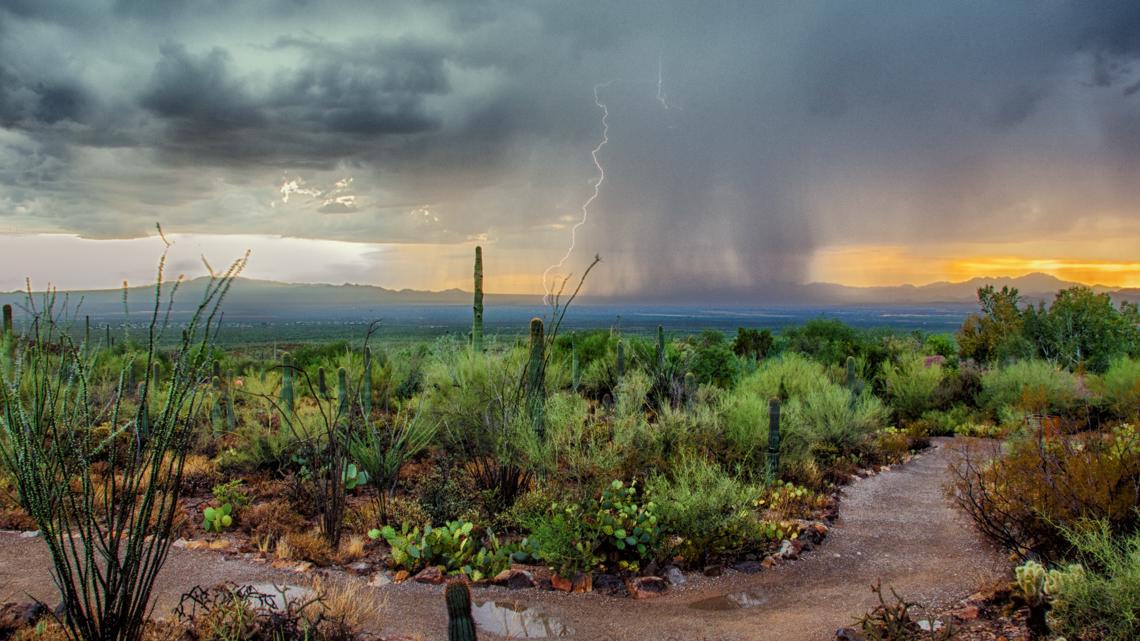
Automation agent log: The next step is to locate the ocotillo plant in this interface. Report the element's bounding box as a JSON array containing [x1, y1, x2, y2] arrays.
[[472, 245, 484, 352], [527, 318, 546, 440], [362, 347, 373, 416], [2, 304, 11, 337], [616, 339, 625, 378], [280, 353, 295, 414], [656, 325, 666, 374], [445, 580, 477, 641], [766, 397, 782, 484]]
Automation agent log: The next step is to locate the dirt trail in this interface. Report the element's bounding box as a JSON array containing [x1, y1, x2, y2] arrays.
[[0, 438, 1008, 641]]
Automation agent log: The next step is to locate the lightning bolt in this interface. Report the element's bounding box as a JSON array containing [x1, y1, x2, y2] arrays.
[[656, 56, 671, 110], [542, 80, 614, 305]]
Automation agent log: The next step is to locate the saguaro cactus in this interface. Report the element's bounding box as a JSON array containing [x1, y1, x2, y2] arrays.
[[472, 246, 484, 352], [656, 325, 666, 374], [616, 339, 625, 378], [445, 580, 477, 641], [846, 356, 857, 392], [766, 397, 781, 484], [527, 318, 546, 440], [684, 371, 697, 407], [362, 347, 373, 416], [318, 367, 329, 399], [280, 353, 295, 414], [570, 332, 580, 393], [2, 304, 12, 336], [337, 367, 349, 418], [225, 369, 236, 431]]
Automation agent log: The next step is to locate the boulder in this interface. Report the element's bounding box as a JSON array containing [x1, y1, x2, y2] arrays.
[[592, 574, 628, 597], [491, 569, 535, 590], [413, 566, 444, 585], [627, 576, 668, 600], [662, 566, 686, 586]]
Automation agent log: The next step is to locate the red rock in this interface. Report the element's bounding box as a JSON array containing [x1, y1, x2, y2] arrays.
[[948, 605, 980, 621], [551, 574, 573, 592], [492, 569, 535, 590], [571, 573, 592, 593], [393, 570, 410, 583], [627, 576, 668, 599], [761, 556, 777, 568], [413, 566, 445, 584]]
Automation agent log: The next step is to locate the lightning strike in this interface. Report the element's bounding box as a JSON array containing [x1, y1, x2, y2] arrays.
[[542, 80, 614, 305], [656, 56, 671, 109]]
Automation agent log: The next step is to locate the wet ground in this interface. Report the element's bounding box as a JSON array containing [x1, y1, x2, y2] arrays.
[[0, 438, 1008, 641]]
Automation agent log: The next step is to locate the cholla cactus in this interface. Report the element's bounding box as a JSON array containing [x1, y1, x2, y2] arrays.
[[1016, 560, 1048, 605]]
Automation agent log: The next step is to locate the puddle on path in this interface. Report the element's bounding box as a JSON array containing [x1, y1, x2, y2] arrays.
[[246, 583, 316, 611], [472, 600, 574, 638], [689, 591, 769, 611]]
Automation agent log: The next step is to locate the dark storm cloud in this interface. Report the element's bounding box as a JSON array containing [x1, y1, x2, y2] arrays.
[[2, 0, 1140, 295]]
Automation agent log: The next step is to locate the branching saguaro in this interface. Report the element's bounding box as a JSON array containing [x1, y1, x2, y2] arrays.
[[0, 246, 246, 641]]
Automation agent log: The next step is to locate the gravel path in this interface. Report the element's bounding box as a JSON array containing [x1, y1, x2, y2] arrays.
[[0, 438, 1008, 641]]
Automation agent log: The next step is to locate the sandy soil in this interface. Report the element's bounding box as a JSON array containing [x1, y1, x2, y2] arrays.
[[0, 438, 1008, 641]]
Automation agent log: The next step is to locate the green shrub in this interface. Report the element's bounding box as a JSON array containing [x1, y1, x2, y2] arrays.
[[782, 385, 888, 468], [369, 520, 515, 581], [980, 359, 1079, 418], [1049, 522, 1140, 641], [880, 354, 943, 420], [1095, 357, 1140, 420], [737, 352, 829, 401], [646, 457, 762, 563]]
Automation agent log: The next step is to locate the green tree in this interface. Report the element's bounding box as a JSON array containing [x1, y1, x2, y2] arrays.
[[1024, 286, 1140, 373], [956, 285, 1033, 364], [732, 327, 774, 360]]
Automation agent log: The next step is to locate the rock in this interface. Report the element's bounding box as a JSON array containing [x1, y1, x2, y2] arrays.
[[733, 561, 763, 574], [551, 574, 573, 592], [413, 566, 445, 584], [347, 561, 371, 574], [778, 539, 798, 560], [592, 574, 628, 597], [491, 569, 535, 590], [172, 538, 189, 549], [0, 602, 47, 634], [393, 570, 410, 583], [702, 564, 724, 577], [571, 573, 592, 593], [662, 566, 686, 586], [368, 572, 392, 587], [18, 531, 39, 539], [761, 556, 777, 568], [835, 627, 868, 641], [947, 605, 980, 621], [627, 576, 668, 600], [535, 576, 554, 591]]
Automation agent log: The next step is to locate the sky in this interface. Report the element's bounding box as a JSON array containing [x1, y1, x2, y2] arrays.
[[2, 1, 1140, 296]]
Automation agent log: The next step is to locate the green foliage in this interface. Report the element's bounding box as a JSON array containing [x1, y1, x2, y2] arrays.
[[203, 504, 235, 532], [341, 463, 369, 491], [1048, 522, 1140, 641], [732, 327, 774, 360], [348, 407, 435, 497], [879, 353, 943, 421], [646, 457, 763, 563], [1094, 357, 1140, 420], [212, 480, 251, 512], [956, 285, 1033, 365], [980, 359, 1079, 418], [370, 521, 515, 581], [685, 330, 739, 388], [1024, 286, 1140, 373], [525, 480, 659, 575]]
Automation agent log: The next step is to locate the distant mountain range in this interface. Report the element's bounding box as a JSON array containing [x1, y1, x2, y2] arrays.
[[1, 273, 1135, 321]]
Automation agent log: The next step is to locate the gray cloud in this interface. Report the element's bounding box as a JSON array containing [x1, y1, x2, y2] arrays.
[[1, 1, 1140, 295]]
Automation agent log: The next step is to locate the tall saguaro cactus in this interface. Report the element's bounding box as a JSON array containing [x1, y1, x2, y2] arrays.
[[570, 332, 580, 393], [280, 353, 295, 414], [766, 397, 782, 484], [2, 304, 12, 337], [616, 339, 625, 378], [337, 367, 349, 418], [362, 347, 373, 416], [527, 318, 546, 440], [445, 580, 478, 641], [472, 246, 484, 352], [656, 325, 666, 374], [846, 356, 857, 391]]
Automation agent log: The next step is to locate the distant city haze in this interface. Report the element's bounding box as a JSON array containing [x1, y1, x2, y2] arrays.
[[2, 3, 1140, 297]]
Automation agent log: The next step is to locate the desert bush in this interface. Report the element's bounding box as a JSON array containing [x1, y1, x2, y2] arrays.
[[1094, 357, 1140, 420], [645, 457, 762, 563], [737, 352, 829, 401], [1047, 521, 1140, 641], [782, 385, 889, 468], [174, 582, 356, 641], [951, 426, 1140, 562], [684, 330, 739, 388], [980, 359, 1080, 420], [880, 353, 943, 421]]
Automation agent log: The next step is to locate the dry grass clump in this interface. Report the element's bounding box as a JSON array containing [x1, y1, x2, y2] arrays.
[[242, 499, 307, 544], [276, 531, 333, 566], [337, 535, 366, 563]]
